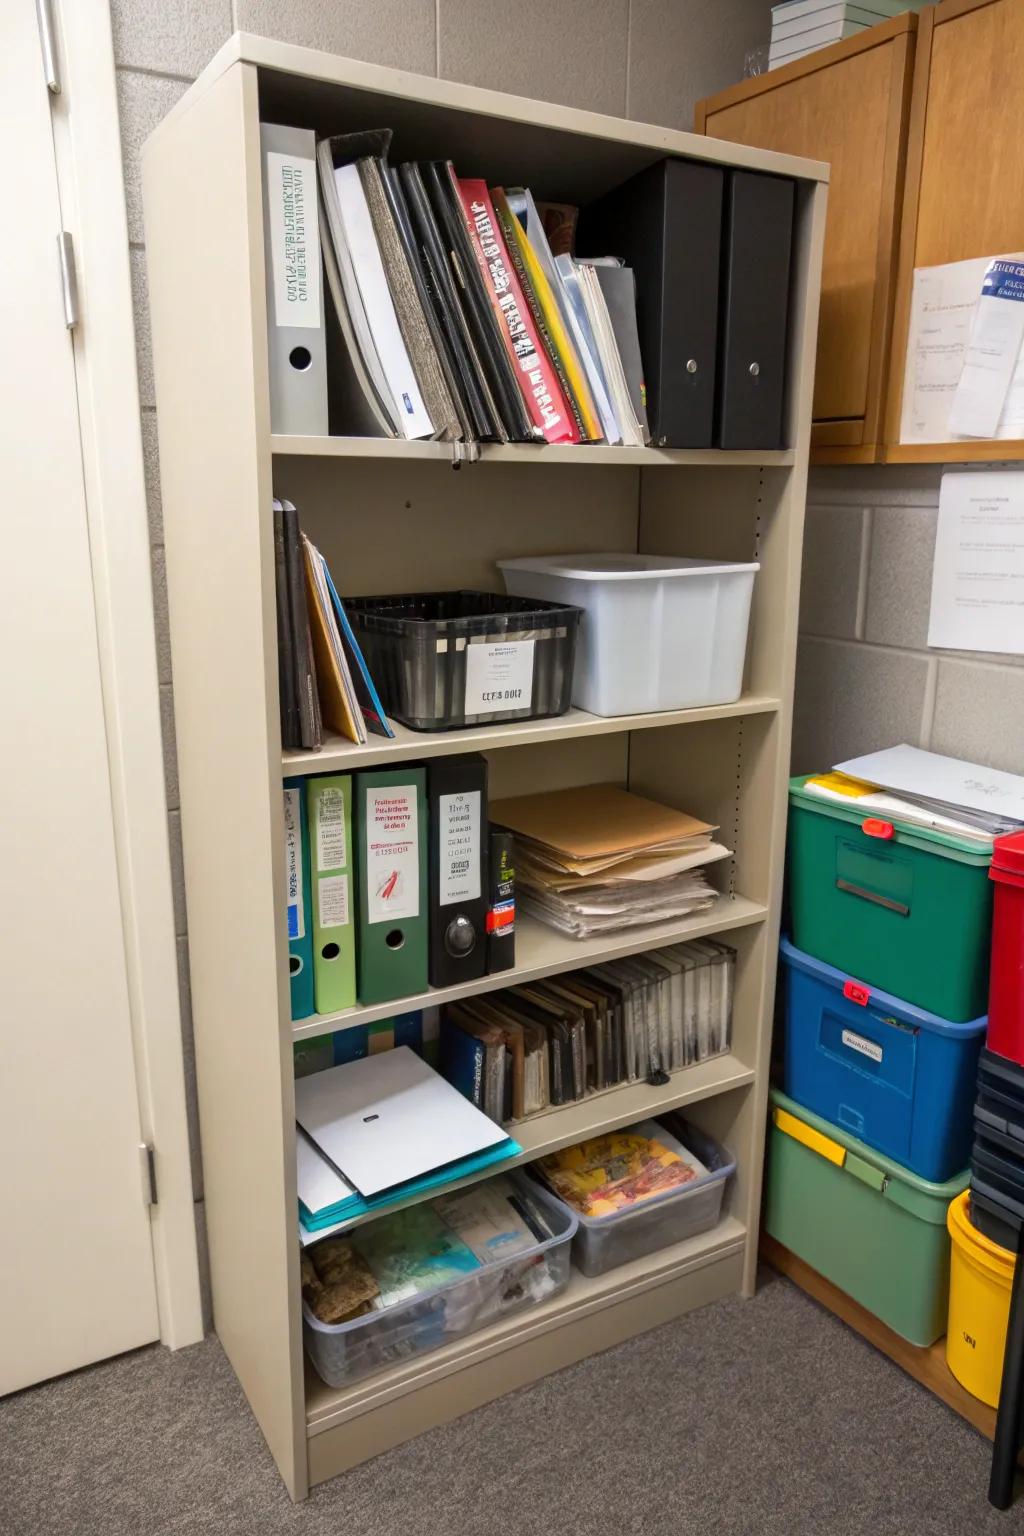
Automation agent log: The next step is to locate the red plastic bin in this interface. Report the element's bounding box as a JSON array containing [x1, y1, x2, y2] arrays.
[[988, 830, 1024, 1065]]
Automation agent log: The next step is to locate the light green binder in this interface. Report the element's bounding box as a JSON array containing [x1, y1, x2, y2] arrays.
[[307, 775, 356, 1014], [355, 767, 428, 1004]]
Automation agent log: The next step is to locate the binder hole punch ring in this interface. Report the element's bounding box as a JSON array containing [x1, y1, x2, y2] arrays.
[[288, 345, 313, 372], [289, 955, 302, 975], [385, 928, 405, 950], [321, 942, 340, 962]]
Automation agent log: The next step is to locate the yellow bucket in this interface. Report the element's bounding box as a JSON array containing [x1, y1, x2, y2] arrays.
[[946, 1191, 1016, 1407]]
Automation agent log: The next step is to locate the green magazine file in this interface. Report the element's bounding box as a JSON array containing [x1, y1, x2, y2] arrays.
[[307, 775, 357, 1014], [355, 767, 428, 1004]]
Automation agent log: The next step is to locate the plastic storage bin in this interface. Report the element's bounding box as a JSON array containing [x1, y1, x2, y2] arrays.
[[302, 1175, 577, 1388], [779, 936, 986, 1183], [498, 553, 759, 717], [987, 830, 1024, 1066], [344, 591, 581, 731], [971, 1047, 1024, 1248], [946, 1190, 1016, 1407], [787, 775, 993, 1023], [536, 1117, 734, 1278], [765, 1089, 968, 1345]]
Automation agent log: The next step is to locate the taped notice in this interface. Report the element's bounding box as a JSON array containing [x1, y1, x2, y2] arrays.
[[366, 785, 420, 924]]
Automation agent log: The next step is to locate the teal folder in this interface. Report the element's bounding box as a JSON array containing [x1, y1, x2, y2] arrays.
[[298, 1137, 523, 1231], [284, 777, 315, 1019]]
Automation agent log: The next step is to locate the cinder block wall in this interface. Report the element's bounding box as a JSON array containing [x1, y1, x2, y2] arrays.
[[111, 0, 770, 1323], [794, 465, 1024, 776]]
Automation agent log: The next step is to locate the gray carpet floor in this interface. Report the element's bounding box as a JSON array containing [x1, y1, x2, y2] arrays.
[[0, 1270, 1016, 1535]]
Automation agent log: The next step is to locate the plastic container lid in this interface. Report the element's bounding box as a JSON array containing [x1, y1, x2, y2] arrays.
[[779, 934, 988, 1038], [991, 828, 1024, 877], [498, 552, 760, 580], [948, 1189, 1017, 1277], [788, 774, 992, 866]]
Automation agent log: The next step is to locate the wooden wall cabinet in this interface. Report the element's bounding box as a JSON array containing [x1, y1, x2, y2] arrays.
[[697, 15, 916, 465], [886, 0, 1024, 461]]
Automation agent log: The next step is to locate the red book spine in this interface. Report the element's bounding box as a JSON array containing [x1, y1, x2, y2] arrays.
[[455, 177, 579, 444]]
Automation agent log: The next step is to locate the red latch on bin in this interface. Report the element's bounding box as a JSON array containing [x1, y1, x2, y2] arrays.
[[862, 818, 894, 840], [843, 979, 870, 1006]]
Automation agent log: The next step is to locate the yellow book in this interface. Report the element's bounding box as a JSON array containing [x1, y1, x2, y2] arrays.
[[491, 188, 603, 442]]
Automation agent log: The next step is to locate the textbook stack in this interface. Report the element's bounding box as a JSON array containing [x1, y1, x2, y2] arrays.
[[769, 0, 926, 70]]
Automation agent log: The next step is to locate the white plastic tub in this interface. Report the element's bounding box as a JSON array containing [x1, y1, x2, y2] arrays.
[[535, 1119, 734, 1278], [303, 1174, 577, 1388], [499, 552, 759, 716]]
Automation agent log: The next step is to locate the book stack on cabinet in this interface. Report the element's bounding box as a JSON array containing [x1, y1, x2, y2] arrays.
[[142, 32, 825, 1501]]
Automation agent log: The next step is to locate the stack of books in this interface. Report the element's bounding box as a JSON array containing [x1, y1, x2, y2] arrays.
[[315, 130, 649, 449], [489, 783, 730, 938], [768, 0, 925, 70]]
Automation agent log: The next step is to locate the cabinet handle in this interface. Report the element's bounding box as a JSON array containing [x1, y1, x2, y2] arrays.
[[835, 878, 908, 916]]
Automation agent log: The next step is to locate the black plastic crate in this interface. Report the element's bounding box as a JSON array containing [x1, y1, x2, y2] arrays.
[[345, 590, 581, 732]]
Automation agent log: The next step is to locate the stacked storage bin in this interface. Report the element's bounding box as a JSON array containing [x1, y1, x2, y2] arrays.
[[766, 775, 990, 1345], [947, 831, 1024, 1407]]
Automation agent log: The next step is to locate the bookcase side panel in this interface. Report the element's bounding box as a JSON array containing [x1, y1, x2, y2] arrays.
[[142, 63, 307, 1499]]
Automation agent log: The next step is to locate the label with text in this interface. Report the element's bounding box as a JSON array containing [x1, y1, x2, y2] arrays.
[[284, 788, 304, 940], [366, 786, 420, 924], [439, 790, 481, 905], [464, 639, 535, 716], [267, 151, 320, 330], [842, 1028, 883, 1064], [317, 874, 350, 930], [316, 787, 347, 871]]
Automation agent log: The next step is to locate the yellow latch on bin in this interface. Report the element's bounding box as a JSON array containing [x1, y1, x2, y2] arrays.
[[773, 1105, 847, 1167]]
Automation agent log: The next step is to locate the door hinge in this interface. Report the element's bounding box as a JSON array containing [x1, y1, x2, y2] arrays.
[[139, 1143, 158, 1207], [57, 231, 79, 329], [36, 0, 62, 94]]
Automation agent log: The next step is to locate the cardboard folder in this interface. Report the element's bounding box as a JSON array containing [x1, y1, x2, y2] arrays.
[[489, 784, 715, 863]]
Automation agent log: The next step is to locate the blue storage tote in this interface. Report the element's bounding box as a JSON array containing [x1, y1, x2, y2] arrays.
[[780, 936, 986, 1183]]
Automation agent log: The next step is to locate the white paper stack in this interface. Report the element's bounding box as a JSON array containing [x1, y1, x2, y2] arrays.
[[768, 0, 925, 71]]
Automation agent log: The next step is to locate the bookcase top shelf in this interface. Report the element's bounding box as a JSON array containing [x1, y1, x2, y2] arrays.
[[282, 695, 781, 775]]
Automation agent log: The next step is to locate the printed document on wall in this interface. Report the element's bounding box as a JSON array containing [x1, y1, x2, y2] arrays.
[[927, 471, 1024, 654], [900, 255, 1024, 444]]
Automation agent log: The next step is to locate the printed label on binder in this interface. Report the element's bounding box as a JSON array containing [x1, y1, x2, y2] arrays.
[[439, 791, 481, 905], [318, 874, 350, 930], [841, 1028, 883, 1064], [266, 152, 320, 330], [284, 787, 304, 940], [464, 640, 535, 716], [366, 786, 420, 924], [316, 787, 347, 870]]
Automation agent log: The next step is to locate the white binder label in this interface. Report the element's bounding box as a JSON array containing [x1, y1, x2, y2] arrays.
[[284, 788, 304, 940], [266, 151, 320, 330], [842, 1028, 883, 1064], [464, 640, 535, 717], [316, 787, 347, 871], [439, 791, 481, 905], [318, 874, 350, 930], [366, 786, 420, 924]]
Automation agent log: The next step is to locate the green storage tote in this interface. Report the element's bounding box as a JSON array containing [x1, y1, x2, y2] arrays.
[[787, 775, 992, 1022], [765, 1088, 968, 1346]]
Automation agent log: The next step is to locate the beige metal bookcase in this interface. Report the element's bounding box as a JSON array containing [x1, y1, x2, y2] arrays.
[[142, 34, 826, 1501]]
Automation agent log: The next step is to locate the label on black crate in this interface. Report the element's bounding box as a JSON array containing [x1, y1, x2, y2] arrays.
[[464, 639, 535, 716]]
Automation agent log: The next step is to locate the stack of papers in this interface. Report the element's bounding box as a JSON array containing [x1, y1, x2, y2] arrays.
[[294, 1047, 521, 1243], [768, 0, 924, 71], [490, 784, 729, 938], [804, 745, 1024, 845]]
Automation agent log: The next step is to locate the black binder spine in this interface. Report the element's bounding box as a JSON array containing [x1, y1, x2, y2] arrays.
[[427, 754, 489, 988]]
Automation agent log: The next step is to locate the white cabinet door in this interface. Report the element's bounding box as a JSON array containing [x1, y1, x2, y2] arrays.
[[0, 2, 160, 1392]]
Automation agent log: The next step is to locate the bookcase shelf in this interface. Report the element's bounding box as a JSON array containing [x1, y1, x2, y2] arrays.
[[270, 433, 797, 467], [292, 894, 767, 1038], [282, 695, 782, 775], [143, 31, 825, 1501]]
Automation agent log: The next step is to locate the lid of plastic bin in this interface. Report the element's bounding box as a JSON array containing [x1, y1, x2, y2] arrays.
[[779, 935, 988, 1038], [991, 829, 1024, 878], [497, 552, 760, 579], [788, 775, 993, 866], [768, 1088, 970, 1215]]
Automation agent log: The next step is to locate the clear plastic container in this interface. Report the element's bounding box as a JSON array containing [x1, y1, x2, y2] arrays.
[[303, 1174, 577, 1388], [344, 591, 582, 731], [498, 553, 758, 716], [536, 1118, 734, 1279]]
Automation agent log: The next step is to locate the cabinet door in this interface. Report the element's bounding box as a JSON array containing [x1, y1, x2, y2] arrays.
[[698, 17, 915, 457], [886, 0, 1024, 454], [0, 0, 160, 1391]]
